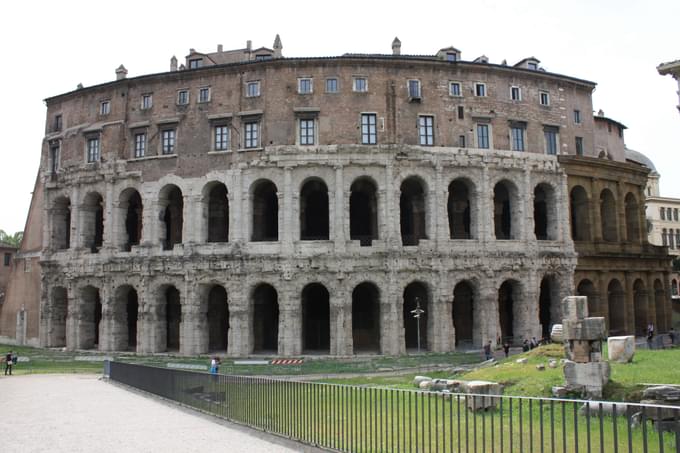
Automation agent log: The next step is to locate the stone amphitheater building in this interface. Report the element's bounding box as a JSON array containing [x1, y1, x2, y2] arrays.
[[0, 36, 672, 355]]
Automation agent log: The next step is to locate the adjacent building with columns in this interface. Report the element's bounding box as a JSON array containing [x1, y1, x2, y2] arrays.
[[0, 37, 671, 355]]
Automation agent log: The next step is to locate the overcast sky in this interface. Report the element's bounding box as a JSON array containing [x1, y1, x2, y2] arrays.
[[1, 0, 678, 234]]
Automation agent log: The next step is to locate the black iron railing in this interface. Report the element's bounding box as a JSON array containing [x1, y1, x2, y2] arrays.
[[108, 362, 680, 452]]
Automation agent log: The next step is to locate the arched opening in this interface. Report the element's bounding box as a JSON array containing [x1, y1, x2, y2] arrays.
[[207, 183, 229, 243], [52, 196, 71, 250], [570, 186, 591, 241], [252, 284, 279, 353], [625, 193, 640, 243], [400, 177, 427, 246], [48, 287, 68, 347], [448, 179, 472, 239], [494, 181, 517, 240], [207, 285, 229, 352], [352, 282, 380, 353], [300, 179, 329, 240], [165, 286, 181, 351], [654, 279, 666, 332], [498, 280, 517, 342], [607, 279, 625, 335], [534, 184, 557, 240], [79, 286, 102, 350], [160, 185, 183, 250], [301, 283, 330, 352], [577, 279, 600, 318], [252, 180, 278, 241], [452, 281, 474, 347], [121, 189, 143, 251], [82, 192, 104, 253], [600, 189, 618, 242], [633, 280, 648, 336], [350, 177, 378, 246], [403, 282, 429, 351], [539, 275, 559, 339]]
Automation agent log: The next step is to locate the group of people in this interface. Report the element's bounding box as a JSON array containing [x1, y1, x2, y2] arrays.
[[522, 337, 542, 352], [483, 336, 547, 360], [4, 350, 17, 375]]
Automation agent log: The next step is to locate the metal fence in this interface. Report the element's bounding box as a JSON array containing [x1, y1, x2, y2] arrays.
[[108, 362, 680, 452]]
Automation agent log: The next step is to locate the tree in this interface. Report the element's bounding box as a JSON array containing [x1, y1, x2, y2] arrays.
[[0, 230, 23, 248]]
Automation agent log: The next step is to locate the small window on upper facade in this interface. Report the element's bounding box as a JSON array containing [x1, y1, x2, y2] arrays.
[[449, 82, 462, 97], [528, 62, 538, 70], [177, 90, 189, 105], [447, 53, 457, 62], [544, 126, 558, 155], [674, 208, 679, 221], [100, 100, 111, 115], [361, 113, 377, 144], [53, 114, 62, 132], [298, 78, 313, 94], [246, 81, 261, 98], [574, 110, 581, 124], [325, 78, 338, 93], [475, 83, 486, 97], [141, 94, 152, 110], [87, 137, 100, 162], [189, 58, 203, 69], [457, 106, 464, 120], [353, 77, 368, 93], [510, 124, 525, 151], [214, 125, 230, 151], [575, 136, 583, 156], [539, 91, 550, 106], [161, 129, 176, 155], [618, 126, 623, 138], [511, 86, 521, 101], [458, 135, 466, 148], [476, 124, 490, 149], [299, 118, 315, 145], [668, 208, 673, 220], [661, 207, 666, 220], [3, 253, 10, 266], [255, 54, 272, 61], [244, 121, 260, 149], [134, 132, 146, 158], [418, 115, 434, 146], [408, 80, 421, 99], [49, 142, 60, 174], [198, 87, 211, 103]]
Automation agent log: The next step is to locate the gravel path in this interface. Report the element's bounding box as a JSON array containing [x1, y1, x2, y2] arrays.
[[0, 374, 305, 452]]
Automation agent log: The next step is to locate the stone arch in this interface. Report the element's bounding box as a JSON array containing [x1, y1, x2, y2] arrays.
[[301, 283, 330, 353], [600, 189, 618, 242], [352, 282, 381, 353], [77, 285, 102, 350], [204, 182, 229, 243], [350, 177, 379, 246], [577, 279, 601, 318], [654, 279, 666, 332], [625, 192, 640, 243], [112, 285, 139, 351], [570, 185, 591, 241], [633, 279, 648, 336], [448, 178, 474, 239], [252, 283, 279, 353], [494, 180, 520, 240], [81, 191, 104, 252], [51, 196, 71, 250], [498, 280, 520, 342], [159, 185, 183, 250], [452, 280, 474, 347], [538, 275, 561, 339], [300, 179, 329, 240], [251, 180, 278, 241], [400, 176, 427, 246], [119, 188, 143, 251], [534, 183, 557, 240], [403, 281, 429, 351], [206, 285, 229, 352], [607, 279, 625, 335], [47, 286, 68, 347]]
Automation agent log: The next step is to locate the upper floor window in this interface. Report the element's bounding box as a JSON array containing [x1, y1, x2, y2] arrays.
[[141, 94, 153, 110], [255, 54, 272, 61], [539, 91, 550, 106], [134, 132, 146, 158], [3, 253, 11, 266], [244, 121, 260, 149], [53, 114, 62, 132], [100, 100, 111, 115], [49, 142, 60, 174], [299, 118, 315, 145], [528, 62, 538, 70], [408, 80, 421, 99], [475, 83, 486, 97], [361, 113, 377, 145], [353, 77, 368, 93], [449, 82, 462, 97], [198, 87, 211, 103], [418, 115, 434, 146], [87, 137, 100, 162], [246, 81, 261, 97], [189, 58, 203, 69], [662, 228, 668, 246], [476, 124, 490, 149], [544, 126, 558, 155], [575, 136, 584, 156], [325, 78, 338, 93], [458, 135, 466, 148], [574, 110, 581, 124], [298, 78, 313, 94], [668, 207, 673, 220], [446, 52, 457, 62], [177, 90, 189, 105], [661, 207, 666, 220], [214, 125, 230, 151], [674, 208, 679, 221], [510, 124, 525, 151], [510, 86, 521, 101], [161, 129, 176, 155]]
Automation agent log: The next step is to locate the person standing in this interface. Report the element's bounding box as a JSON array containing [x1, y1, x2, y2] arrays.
[[483, 341, 493, 360], [4, 350, 13, 375], [503, 342, 510, 357]]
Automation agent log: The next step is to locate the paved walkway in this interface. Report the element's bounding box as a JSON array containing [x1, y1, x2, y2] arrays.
[[0, 374, 305, 452]]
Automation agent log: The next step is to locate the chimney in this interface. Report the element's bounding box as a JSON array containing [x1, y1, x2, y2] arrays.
[[392, 37, 401, 56], [77, 83, 84, 90], [170, 56, 177, 72], [273, 34, 282, 59], [217, 44, 223, 52], [246, 40, 252, 51], [115, 64, 128, 80]]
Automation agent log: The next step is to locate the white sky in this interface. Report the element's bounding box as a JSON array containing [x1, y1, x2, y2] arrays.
[[1, 0, 679, 235]]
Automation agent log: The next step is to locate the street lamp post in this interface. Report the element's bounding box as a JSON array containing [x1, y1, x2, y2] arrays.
[[410, 296, 425, 353]]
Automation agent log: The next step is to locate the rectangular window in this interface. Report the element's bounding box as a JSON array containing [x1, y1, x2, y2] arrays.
[[246, 81, 260, 97], [510, 125, 525, 151], [49, 143, 60, 174], [662, 229, 668, 246], [255, 54, 272, 61], [539, 91, 550, 106], [408, 80, 421, 99], [450, 82, 462, 97], [660, 208, 666, 220], [161, 129, 175, 155], [510, 86, 521, 101], [298, 78, 312, 94], [53, 114, 62, 132], [671, 231, 676, 249], [574, 110, 581, 124], [418, 116, 434, 146], [87, 137, 100, 162], [475, 83, 486, 97], [457, 106, 464, 120], [3, 253, 10, 266], [477, 124, 489, 149], [353, 77, 368, 93], [141, 94, 152, 110], [575, 136, 583, 156], [325, 78, 338, 93], [134, 132, 146, 158], [447, 53, 457, 62], [244, 121, 259, 149], [528, 62, 538, 70], [198, 87, 210, 103], [674, 208, 679, 221], [189, 58, 203, 69], [177, 90, 189, 105], [544, 126, 558, 155], [361, 113, 377, 145], [668, 208, 673, 220], [457, 135, 466, 148], [299, 118, 315, 145], [100, 100, 111, 115], [214, 125, 229, 151]]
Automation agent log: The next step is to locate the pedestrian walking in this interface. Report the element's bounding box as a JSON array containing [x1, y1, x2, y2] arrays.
[[483, 341, 493, 360], [4, 350, 13, 375], [503, 342, 510, 357]]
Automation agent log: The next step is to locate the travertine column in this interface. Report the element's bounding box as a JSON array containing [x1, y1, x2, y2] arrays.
[[330, 289, 351, 355], [480, 166, 491, 243], [432, 275, 454, 352], [623, 272, 634, 335], [382, 276, 401, 355], [334, 165, 346, 251], [227, 288, 248, 356], [282, 167, 293, 253], [479, 277, 498, 346], [522, 168, 531, 242], [590, 178, 602, 241], [180, 284, 206, 356], [103, 178, 115, 250], [278, 289, 300, 356], [183, 194, 201, 244], [385, 163, 396, 246], [616, 182, 627, 243], [230, 170, 243, 243]]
